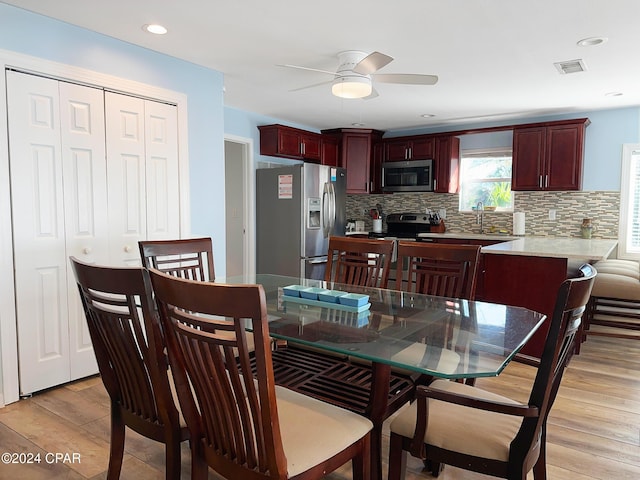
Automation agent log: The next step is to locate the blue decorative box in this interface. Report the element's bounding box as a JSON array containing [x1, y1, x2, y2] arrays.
[[317, 290, 348, 303], [338, 293, 370, 307], [299, 287, 329, 301]]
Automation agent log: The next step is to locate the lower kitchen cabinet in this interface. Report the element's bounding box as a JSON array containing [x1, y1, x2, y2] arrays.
[[482, 254, 570, 361]]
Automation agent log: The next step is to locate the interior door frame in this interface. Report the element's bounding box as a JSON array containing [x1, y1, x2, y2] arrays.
[[0, 49, 191, 405], [224, 134, 256, 278]]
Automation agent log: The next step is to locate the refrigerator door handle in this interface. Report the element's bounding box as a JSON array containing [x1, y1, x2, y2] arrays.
[[329, 182, 337, 231], [322, 182, 331, 237]]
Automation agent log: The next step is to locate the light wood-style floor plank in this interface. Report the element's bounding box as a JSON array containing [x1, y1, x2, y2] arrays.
[[0, 335, 638, 479]]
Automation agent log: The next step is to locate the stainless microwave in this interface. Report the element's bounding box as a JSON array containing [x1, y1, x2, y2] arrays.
[[382, 159, 434, 192]]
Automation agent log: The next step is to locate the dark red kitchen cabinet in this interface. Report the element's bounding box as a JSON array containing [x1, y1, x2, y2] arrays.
[[433, 135, 460, 193], [258, 124, 321, 162], [384, 136, 434, 161], [512, 119, 588, 191]]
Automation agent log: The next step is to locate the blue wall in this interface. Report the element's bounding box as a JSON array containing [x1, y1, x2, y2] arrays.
[[0, 3, 225, 243]]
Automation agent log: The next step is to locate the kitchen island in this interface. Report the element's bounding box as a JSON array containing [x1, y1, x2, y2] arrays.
[[418, 233, 616, 359], [479, 236, 617, 360]]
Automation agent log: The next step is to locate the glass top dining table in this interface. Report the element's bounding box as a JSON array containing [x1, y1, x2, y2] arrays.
[[222, 274, 546, 380], [221, 274, 546, 480]]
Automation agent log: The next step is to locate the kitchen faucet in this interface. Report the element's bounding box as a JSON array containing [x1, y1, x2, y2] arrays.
[[476, 201, 484, 233]]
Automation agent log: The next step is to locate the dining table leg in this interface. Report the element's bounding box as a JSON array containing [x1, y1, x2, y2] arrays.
[[367, 361, 392, 480]]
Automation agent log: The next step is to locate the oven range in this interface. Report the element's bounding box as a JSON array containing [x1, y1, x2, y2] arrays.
[[368, 212, 440, 282]]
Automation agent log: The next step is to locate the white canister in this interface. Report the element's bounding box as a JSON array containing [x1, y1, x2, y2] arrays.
[[355, 220, 365, 232], [513, 212, 525, 236], [372, 218, 383, 233]]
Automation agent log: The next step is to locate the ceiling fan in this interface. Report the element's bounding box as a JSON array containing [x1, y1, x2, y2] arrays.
[[280, 50, 438, 99]]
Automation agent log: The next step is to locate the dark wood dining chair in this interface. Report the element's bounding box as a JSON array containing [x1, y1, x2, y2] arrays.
[[148, 269, 373, 480], [69, 257, 188, 480], [388, 263, 596, 480], [138, 237, 215, 281], [325, 236, 394, 288], [395, 241, 481, 299], [393, 241, 482, 384]]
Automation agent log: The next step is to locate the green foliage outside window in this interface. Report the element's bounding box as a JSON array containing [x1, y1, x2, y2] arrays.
[[459, 154, 513, 211]]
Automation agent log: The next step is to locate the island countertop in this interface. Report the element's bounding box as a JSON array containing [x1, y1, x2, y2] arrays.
[[480, 237, 617, 261]]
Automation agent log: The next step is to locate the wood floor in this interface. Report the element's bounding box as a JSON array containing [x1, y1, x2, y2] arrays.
[[1, 334, 639, 479]]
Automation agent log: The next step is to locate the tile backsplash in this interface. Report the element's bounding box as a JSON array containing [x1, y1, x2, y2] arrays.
[[346, 191, 619, 239]]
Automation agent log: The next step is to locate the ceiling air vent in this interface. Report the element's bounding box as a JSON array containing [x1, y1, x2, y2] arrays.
[[554, 59, 587, 74]]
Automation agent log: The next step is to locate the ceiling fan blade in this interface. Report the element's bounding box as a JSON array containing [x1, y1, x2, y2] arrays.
[[373, 73, 439, 85], [353, 51, 393, 75], [289, 79, 333, 92], [277, 64, 336, 75]]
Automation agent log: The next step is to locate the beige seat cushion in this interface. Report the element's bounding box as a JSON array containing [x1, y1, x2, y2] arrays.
[[591, 272, 640, 300], [275, 385, 373, 477], [390, 379, 523, 461]]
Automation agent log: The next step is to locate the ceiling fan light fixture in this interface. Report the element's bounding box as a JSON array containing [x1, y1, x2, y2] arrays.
[[332, 76, 372, 99]]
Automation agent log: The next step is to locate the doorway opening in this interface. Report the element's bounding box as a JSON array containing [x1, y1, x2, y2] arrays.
[[224, 135, 255, 277]]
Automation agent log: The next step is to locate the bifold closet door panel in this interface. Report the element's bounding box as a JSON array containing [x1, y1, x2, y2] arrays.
[[105, 92, 148, 266], [59, 81, 106, 381], [144, 100, 180, 242], [7, 72, 70, 395]]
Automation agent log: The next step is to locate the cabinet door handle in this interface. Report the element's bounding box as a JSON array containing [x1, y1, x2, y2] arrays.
[[539, 175, 543, 189], [408, 147, 412, 159], [545, 175, 549, 188]]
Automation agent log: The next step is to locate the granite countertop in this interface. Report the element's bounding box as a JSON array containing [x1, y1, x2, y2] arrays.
[[480, 237, 617, 260]]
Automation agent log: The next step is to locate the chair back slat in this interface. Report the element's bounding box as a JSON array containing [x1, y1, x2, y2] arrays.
[[149, 269, 288, 478], [396, 242, 481, 300], [325, 236, 394, 288], [139, 237, 215, 282]]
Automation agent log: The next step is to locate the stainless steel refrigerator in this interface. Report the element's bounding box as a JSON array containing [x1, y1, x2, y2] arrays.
[[256, 164, 346, 279]]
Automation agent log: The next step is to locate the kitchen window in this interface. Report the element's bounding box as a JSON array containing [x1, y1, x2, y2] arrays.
[[458, 148, 514, 212], [618, 144, 640, 259]]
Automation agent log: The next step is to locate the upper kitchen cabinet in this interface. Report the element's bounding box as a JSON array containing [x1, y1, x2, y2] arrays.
[[433, 135, 460, 193], [258, 124, 321, 162], [320, 135, 339, 167], [512, 118, 589, 191], [384, 136, 434, 161], [323, 128, 384, 194]]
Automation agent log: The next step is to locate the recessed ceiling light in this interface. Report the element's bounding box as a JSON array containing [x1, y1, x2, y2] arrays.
[[577, 36, 608, 47], [143, 24, 167, 35], [605, 91, 623, 97], [421, 114, 435, 118]]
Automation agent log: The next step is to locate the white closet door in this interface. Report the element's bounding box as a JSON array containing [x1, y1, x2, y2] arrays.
[[144, 100, 180, 240], [7, 72, 70, 394], [105, 92, 148, 266], [59, 82, 107, 380], [8, 72, 107, 394]]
